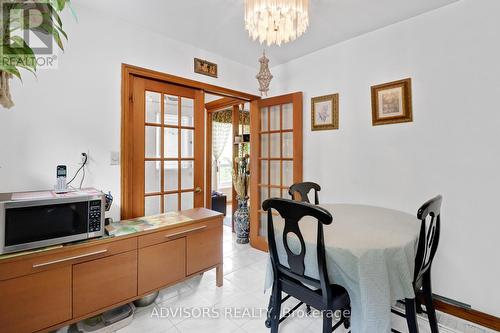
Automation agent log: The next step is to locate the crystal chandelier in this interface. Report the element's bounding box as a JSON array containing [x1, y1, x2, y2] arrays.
[[244, 0, 309, 46], [256, 51, 273, 96]]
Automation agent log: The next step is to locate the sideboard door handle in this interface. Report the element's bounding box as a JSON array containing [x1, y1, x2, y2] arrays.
[[32, 249, 109, 268], [165, 226, 207, 239]]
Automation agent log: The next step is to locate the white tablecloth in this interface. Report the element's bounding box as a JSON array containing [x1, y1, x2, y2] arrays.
[[264, 204, 421, 333]]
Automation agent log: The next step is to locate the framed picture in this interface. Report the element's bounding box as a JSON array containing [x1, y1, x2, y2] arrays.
[[371, 78, 412, 126], [311, 93, 339, 131], [194, 58, 218, 78]]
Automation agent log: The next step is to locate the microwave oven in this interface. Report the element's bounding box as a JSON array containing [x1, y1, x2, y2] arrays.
[[0, 189, 105, 255]]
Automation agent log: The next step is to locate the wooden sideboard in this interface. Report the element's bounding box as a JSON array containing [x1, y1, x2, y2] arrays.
[[0, 208, 223, 333]]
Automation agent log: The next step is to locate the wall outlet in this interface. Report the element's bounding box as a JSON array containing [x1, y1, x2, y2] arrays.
[[110, 151, 120, 166]]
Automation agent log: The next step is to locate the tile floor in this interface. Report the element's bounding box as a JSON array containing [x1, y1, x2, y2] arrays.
[[63, 226, 494, 333]]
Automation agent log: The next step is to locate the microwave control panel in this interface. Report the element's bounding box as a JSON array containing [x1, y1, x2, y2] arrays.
[[88, 200, 103, 233]]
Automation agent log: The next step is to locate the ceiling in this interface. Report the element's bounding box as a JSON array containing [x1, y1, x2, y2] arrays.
[[75, 0, 459, 68]]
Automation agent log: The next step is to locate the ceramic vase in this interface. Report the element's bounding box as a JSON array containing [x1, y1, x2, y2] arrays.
[[234, 197, 249, 244]]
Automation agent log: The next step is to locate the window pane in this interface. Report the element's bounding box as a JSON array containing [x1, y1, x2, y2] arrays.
[[145, 126, 161, 158], [282, 103, 293, 129], [181, 129, 194, 158], [270, 161, 280, 186], [260, 107, 269, 131], [283, 160, 293, 187], [282, 132, 293, 158], [164, 128, 178, 158], [164, 95, 178, 126], [260, 134, 269, 158], [164, 161, 178, 192], [181, 160, 194, 189], [260, 186, 269, 204], [164, 194, 178, 212], [181, 192, 194, 210], [145, 161, 161, 193], [259, 213, 267, 239], [146, 91, 161, 124], [269, 105, 280, 131], [145, 196, 161, 216], [261, 160, 268, 184], [181, 97, 194, 127], [270, 133, 280, 158], [270, 187, 281, 199]]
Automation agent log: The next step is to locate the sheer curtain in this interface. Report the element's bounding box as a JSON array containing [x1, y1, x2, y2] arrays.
[[212, 120, 231, 191]]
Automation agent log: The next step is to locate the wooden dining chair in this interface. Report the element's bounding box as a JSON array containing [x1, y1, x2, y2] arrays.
[[263, 198, 351, 333], [392, 195, 443, 333], [289, 182, 321, 204]]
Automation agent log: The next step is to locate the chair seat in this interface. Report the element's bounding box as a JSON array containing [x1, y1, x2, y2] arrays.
[[281, 277, 350, 311]]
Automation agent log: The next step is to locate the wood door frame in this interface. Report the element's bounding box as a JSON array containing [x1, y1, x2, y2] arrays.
[[204, 97, 245, 220], [249, 92, 303, 251], [121, 64, 260, 219]]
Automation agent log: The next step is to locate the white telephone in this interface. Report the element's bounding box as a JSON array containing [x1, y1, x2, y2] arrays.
[[55, 165, 68, 193]]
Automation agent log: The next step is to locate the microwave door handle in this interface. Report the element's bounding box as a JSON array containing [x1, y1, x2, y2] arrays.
[[32, 249, 108, 268]]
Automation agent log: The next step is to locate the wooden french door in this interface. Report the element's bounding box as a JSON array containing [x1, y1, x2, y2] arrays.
[[249, 92, 303, 251], [122, 76, 204, 219]]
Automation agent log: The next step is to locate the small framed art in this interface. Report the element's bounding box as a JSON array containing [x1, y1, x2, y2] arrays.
[[371, 78, 412, 126], [311, 93, 339, 131]]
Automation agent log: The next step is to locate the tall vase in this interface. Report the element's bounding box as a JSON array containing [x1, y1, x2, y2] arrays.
[[234, 197, 249, 244]]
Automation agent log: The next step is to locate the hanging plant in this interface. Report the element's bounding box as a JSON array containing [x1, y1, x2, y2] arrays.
[[0, 0, 74, 108]]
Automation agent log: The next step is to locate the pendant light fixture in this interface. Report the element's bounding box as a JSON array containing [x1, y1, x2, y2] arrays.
[[256, 50, 273, 96], [245, 0, 310, 47]]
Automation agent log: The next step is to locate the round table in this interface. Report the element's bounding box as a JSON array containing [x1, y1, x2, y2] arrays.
[[264, 203, 421, 333]]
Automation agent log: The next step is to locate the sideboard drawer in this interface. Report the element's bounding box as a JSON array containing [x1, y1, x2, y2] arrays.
[[73, 250, 138, 318], [0, 266, 72, 333], [138, 238, 186, 295], [138, 219, 221, 248], [0, 238, 137, 281], [186, 225, 223, 275]]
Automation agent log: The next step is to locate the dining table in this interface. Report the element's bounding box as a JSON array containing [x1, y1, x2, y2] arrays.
[[264, 203, 422, 333]]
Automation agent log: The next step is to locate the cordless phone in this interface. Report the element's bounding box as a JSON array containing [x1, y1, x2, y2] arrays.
[[55, 165, 68, 193]]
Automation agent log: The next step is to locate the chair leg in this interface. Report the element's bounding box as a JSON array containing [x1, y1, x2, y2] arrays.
[[270, 283, 282, 333], [404, 298, 420, 333], [322, 311, 333, 333], [265, 295, 272, 328], [423, 273, 440, 333]]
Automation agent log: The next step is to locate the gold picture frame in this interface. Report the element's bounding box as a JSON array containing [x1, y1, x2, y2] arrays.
[[311, 93, 339, 131], [371, 78, 413, 126], [194, 58, 218, 78]]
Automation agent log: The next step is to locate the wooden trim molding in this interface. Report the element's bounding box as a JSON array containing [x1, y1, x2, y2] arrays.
[[122, 64, 260, 101], [433, 300, 500, 331], [206, 97, 245, 112]]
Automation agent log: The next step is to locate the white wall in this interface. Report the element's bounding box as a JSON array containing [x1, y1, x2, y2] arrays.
[[270, 0, 500, 316], [0, 4, 258, 220]]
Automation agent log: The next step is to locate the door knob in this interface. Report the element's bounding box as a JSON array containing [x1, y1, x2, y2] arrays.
[[195, 187, 203, 193]]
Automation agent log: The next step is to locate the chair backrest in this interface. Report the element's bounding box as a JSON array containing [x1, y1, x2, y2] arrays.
[[262, 198, 333, 295], [288, 182, 321, 205], [414, 195, 443, 285]]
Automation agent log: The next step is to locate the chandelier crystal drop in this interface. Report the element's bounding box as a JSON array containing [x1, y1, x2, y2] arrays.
[[245, 0, 309, 47]]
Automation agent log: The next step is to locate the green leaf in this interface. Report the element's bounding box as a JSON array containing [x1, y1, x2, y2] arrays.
[[52, 29, 64, 50]]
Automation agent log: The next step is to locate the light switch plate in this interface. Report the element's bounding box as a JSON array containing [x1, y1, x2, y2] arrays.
[[110, 151, 120, 166]]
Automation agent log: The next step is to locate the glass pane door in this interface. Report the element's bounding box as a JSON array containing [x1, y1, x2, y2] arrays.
[[144, 92, 196, 215], [250, 93, 303, 251], [123, 76, 203, 219]]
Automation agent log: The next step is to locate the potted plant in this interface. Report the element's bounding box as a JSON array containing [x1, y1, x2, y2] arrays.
[[232, 154, 250, 244], [0, 0, 74, 108]]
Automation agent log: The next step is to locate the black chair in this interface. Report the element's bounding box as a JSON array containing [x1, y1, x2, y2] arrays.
[[263, 198, 351, 333], [289, 182, 321, 205], [392, 195, 443, 333]]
